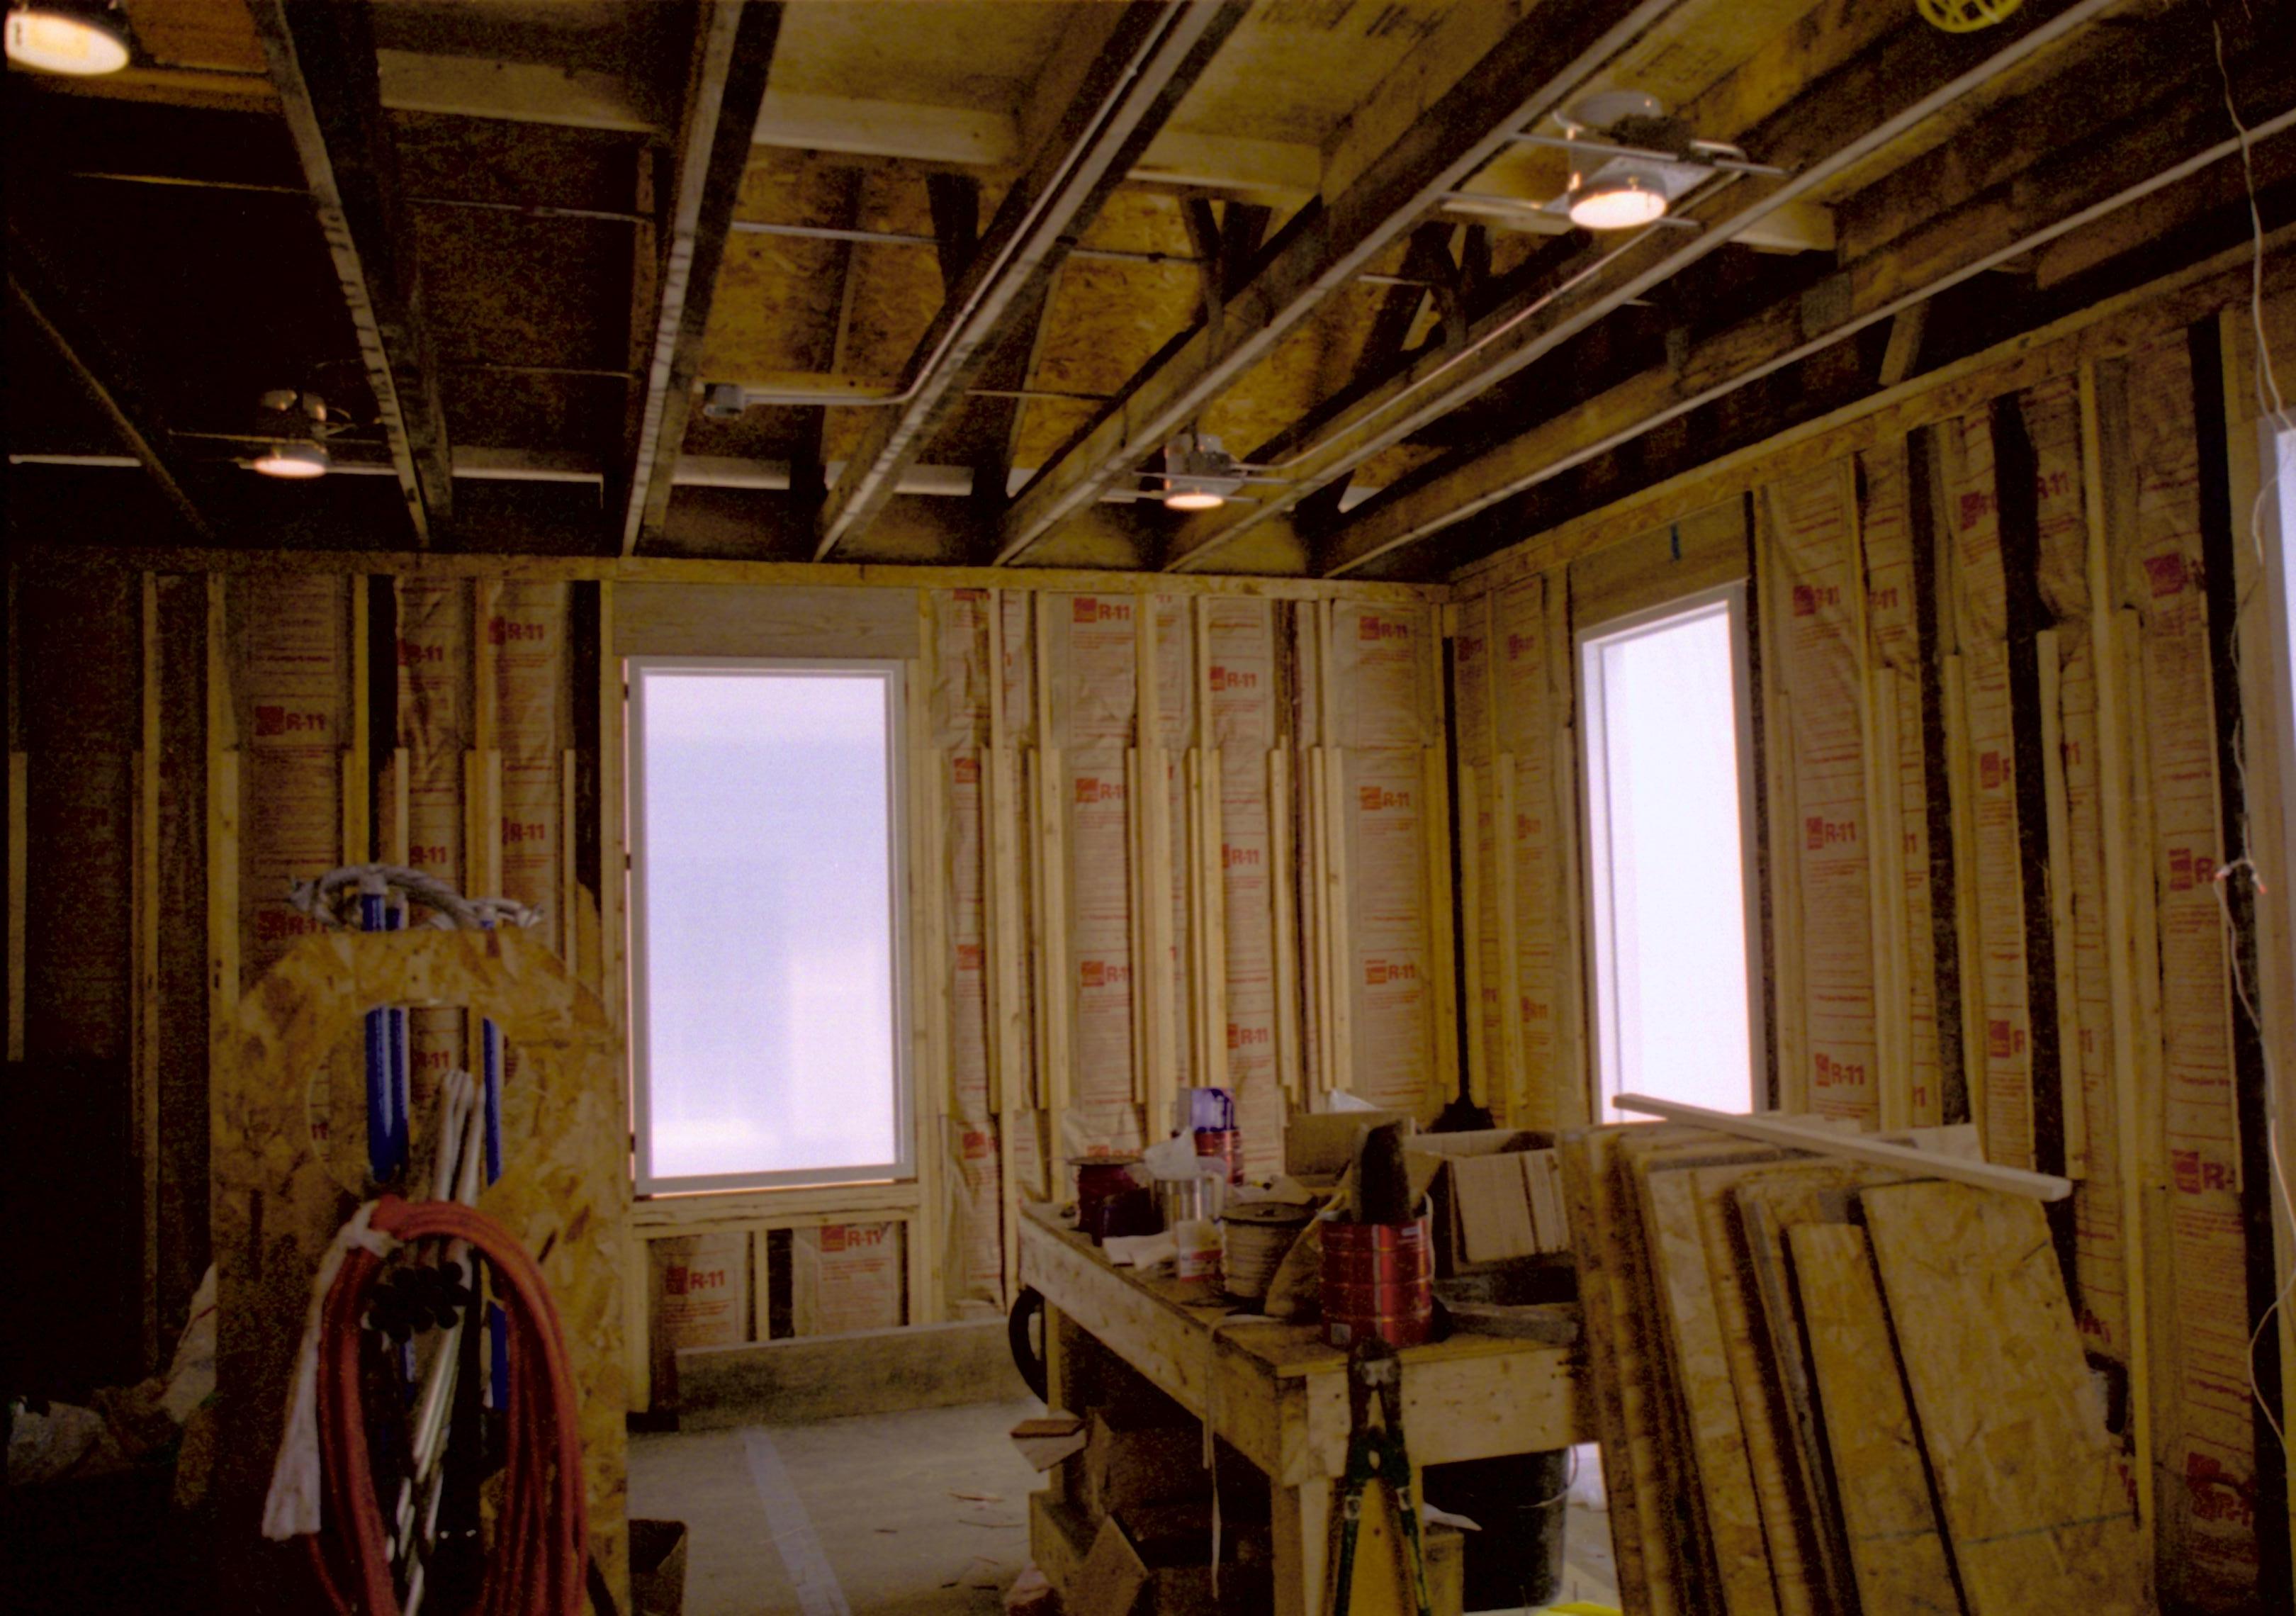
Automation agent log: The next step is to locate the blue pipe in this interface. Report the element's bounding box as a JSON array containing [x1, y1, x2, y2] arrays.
[[387, 902, 411, 1174], [361, 891, 393, 1184]]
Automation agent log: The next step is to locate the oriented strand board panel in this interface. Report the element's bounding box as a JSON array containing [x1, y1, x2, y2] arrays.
[[1626, 1135, 1790, 1616], [1788, 1223, 1960, 1616], [1557, 1129, 1656, 1612], [1732, 1164, 1914, 1614], [212, 929, 627, 1608], [1860, 1182, 2151, 1615]]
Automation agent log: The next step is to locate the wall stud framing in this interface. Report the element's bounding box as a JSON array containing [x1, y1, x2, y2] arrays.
[[206, 574, 240, 1031], [911, 593, 949, 1325], [1268, 744, 1302, 1102], [2081, 363, 2156, 1542], [1542, 570, 1588, 1126], [2035, 628, 2088, 1177], [986, 592, 1028, 1298], [6, 748, 24, 1062], [135, 573, 162, 1367], [1755, 495, 1811, 1113]]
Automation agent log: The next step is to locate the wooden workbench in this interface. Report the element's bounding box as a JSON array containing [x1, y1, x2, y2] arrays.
[[1019, 1200, 1589, 1616]]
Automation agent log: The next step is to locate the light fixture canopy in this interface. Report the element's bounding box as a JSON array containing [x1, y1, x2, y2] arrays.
[[1566, 172, 1671, 231], [253, 440, 330, 479], [5, 2, 131, 76], [1160, 433, 1245, 512]]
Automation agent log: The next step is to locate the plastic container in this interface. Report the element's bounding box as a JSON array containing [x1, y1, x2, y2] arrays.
[[1174, 1218, 1224, 1285], [1320, 1216, 1434, 1348], [1192, 1127, 1242, 1185]]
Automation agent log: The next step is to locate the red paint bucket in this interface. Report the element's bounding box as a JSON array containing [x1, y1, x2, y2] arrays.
[[1071, 1155, 1145, 1245], [1321, 1216, 1434, 1348]]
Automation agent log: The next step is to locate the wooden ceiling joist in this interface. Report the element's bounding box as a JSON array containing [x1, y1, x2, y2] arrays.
[[7, 235, 213, 543], [1323, 57, 2296, 578], [1162, 0, 2129, 575], [249, 0, 453, 546], [988, 0, 1690, 569], [620, 0, 784, 558], [811, 1, 1251, 563]]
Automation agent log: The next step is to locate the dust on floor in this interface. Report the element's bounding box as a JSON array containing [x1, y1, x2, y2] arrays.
[[629, 1400, 1619, 1615]]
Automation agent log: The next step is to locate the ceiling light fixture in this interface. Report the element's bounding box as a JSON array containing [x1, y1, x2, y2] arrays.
[[1160, 433, 1244, 512], [1558, 89, 1678, 232], [5, 2, 131, 76], [1566, 171, 1670, 231], [252, 440, 330, 479], [251, 388, 337, 480]]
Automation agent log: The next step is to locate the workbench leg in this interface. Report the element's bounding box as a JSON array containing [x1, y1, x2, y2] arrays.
[[1274, 1476, 1334, 1616]]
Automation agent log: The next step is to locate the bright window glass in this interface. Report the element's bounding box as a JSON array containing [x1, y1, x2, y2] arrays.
[[1580, 590, 1759, 1119], [629, 661, 906, 1192]]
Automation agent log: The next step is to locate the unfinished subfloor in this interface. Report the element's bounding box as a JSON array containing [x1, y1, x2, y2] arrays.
[[629, 1400, 1620, 1615]]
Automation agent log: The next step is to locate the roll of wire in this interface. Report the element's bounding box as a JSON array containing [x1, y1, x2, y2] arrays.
[[308, 1194, 587, 1616]]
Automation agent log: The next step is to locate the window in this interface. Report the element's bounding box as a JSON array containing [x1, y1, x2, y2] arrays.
[[1579, 585, 1762, 1120], [628, 660, 908, 1194]]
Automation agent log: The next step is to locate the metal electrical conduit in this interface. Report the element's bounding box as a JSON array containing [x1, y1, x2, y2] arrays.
[[63, 171, 1357, 275]]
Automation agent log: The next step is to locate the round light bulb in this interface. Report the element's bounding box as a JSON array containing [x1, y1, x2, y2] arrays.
[[254, 441, 330, 480], [6, 7, 130, 75], [1567, 174, 1669, 231], [1163, 487, 1225, 512]]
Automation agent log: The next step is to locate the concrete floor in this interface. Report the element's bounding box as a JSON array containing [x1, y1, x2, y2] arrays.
[[629, 1401, 1620, 1615]]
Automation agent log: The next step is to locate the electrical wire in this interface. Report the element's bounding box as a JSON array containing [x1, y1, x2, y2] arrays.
[[304, 1195, 587, 1616], [2209, 6, 2296, 1463]]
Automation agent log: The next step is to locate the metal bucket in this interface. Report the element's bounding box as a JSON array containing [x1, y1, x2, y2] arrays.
[[1320, 1216, 1434, 1348]]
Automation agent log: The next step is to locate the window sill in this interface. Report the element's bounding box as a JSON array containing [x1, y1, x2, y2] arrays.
[[629, 1179, 921, 1232]]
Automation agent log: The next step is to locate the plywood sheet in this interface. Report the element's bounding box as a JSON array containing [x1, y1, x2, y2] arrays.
[[1788, 1223, 1960, 1615], [1555, 1128, 1661, 1614], [1626, 1134, 1791, 1616], [1860, 1181, 2150, 1615], [212, 929, 626, 1604], [1732, 1162, 1915, 1612]]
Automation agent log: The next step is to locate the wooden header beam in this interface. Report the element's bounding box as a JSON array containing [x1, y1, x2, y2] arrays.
[[619, 0, 784, 558], [249, 0, 453, 547], [812, 1, 1248, 561]]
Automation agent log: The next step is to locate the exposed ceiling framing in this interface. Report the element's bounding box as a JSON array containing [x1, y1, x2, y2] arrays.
[[7, 0, 2291, 579], [249, 0, 454, 544], [621, 0, 783, 556]]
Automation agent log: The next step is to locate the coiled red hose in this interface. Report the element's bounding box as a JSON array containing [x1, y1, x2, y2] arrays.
[[306, 1195, 587, 1616]]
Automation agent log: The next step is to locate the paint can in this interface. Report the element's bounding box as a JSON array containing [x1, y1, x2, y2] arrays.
[[1071, 1155, 1147, 1245], [1320, 1215, 1434, 1348], [1220, 1201, 1314, 1301]]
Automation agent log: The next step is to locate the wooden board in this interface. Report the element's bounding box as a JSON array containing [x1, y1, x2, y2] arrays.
[[1682, 1160, 1823, 1616], [1859, 1182, 2152, 1615], [1623, 1132, 1792, 1616], [1555, 1128, 1658, 1613], [1788, 1223, 1962, 1615], [1731, 1164, 1916, 1614]]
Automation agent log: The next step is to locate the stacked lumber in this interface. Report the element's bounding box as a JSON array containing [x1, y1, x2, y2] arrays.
[[1560, 1122, 2154, 1616]]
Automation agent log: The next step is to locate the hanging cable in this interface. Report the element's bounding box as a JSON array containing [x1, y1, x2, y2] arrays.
[[291, 1194, 587, 1616]]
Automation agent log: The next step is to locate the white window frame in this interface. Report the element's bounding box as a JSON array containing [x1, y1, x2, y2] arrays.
[[1577, 580, 1767, 1120], [626, 656, 912, 1196]]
